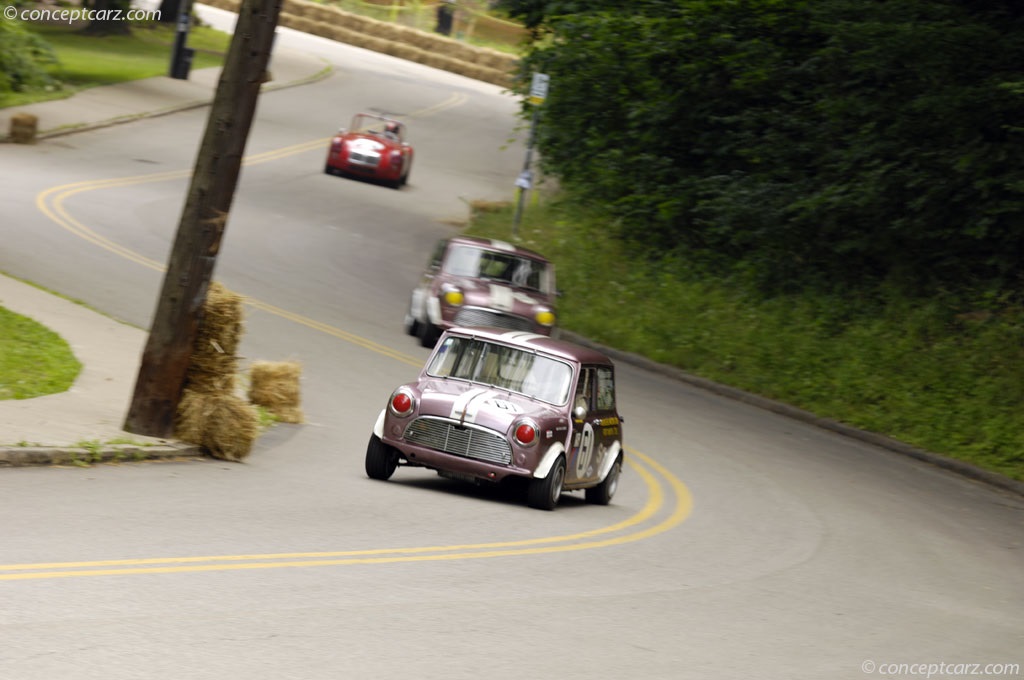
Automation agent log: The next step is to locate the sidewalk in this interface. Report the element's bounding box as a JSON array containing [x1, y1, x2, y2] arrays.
[[0, 46, 330, 466], [0, 44, 330, 140]]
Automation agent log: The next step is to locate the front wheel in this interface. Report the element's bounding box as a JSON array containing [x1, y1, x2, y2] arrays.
[[365, 434, 398, 480], [585, 453, 622, 505], [417, 317, 440, 348], [527, 456, 565, 510]]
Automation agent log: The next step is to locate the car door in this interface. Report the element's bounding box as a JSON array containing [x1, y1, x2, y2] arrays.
[[567, 365, 620, 484]]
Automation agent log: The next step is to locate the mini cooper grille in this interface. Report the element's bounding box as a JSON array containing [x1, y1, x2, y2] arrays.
[[454, 308, 533, 332], [349, 151, 381, 167], [403, 417, 513, 465]]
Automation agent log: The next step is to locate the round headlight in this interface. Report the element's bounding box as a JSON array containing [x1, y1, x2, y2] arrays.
[[535, 310, 556, 327], [389, 388, 415, 417], [514, 420, 538, 446], [443, 290, 464, 306]]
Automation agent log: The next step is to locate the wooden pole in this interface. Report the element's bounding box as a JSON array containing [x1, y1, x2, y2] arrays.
[[124, 0, 284, 437]]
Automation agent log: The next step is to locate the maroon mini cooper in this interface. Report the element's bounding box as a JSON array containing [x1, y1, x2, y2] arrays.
[[404, 236, 557, 348], [366, 327, 624, 510]]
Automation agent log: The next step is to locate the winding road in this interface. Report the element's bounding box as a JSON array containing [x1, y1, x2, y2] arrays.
[[1, 12, 1021, 680]]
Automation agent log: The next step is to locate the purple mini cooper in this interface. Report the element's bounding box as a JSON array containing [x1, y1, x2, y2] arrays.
[[404, 237, 558, 348], [366, 327, 624, 510]]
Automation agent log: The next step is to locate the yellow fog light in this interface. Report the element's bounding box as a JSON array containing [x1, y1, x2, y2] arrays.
[[443, 290, 464, 306], [535, 310, 556, 327]]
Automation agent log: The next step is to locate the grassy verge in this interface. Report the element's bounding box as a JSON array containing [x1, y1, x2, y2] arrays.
[[0, 22, 230, 109], [465, 197, 1024, 482], [0, 306, 81, 399]]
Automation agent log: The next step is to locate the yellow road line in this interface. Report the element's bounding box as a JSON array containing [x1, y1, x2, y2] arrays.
[[1, 455, 691, 580]]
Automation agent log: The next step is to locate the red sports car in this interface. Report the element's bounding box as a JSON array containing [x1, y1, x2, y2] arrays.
[[324, 113, 413, 189]]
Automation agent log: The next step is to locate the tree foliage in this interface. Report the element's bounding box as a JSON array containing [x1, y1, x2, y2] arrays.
[[0, 16, 58, 95], [512, 0, 1024, 294]]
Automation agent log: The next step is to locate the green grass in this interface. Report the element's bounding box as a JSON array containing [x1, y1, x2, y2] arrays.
[[0, 22, 230, 108], [0, 305, 82, 400], [465, 197, 1024, 482]]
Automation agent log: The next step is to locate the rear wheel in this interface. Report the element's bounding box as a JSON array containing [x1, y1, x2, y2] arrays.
[[585, 453, 622, 505], [365, 434, 398, 480], [527, 456, 565, 510]]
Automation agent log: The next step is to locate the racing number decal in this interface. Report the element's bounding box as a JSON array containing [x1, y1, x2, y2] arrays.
[[575, 423, 595, 477]]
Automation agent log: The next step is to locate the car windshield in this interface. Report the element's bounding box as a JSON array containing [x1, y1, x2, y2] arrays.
[[443, 245, 551, 293], [426, 336, 573, 405], [349, 114, 402, 141]]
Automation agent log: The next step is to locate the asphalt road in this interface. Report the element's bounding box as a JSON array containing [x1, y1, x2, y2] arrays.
[[1, 15, 1022, 680]]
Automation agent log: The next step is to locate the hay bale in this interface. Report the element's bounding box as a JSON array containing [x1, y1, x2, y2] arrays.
[[199, 281, 243, 355], [248, 360, 304, 424], [203, 394, 260, 461], [174, 388, 208, 446], [176, 389, 260, 461], [9, 113, 38, 144], [184, 281, 243, 393]]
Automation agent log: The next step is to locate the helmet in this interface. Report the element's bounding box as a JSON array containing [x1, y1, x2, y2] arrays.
[[385, 122, 400, 134]]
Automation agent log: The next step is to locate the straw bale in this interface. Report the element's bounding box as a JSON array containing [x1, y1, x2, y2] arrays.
[[185, 356, 237, 394], [174, 388, 208, 445], [178, 390, 260, 461], [202, 394, 261, 461], [197, 281, 243, 357], [284, 0, 308, 19], [10, 113, 38, 144], [283, 15, 316, 34], [182, 281, 243, 393], [248, 360, 304, 424]]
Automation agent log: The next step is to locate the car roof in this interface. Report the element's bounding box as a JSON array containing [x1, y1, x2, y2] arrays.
[[446, 236, 551, 264], [443, 327, 614, 366]]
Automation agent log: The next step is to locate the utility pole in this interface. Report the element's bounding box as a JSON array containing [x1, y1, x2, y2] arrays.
[[124, 0, 283, 438], [513, 72, 548, 238], [168, 0, 196, 80]]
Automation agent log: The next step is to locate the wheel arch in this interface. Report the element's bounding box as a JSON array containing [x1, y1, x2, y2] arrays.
[[533, 442, 566, 479], [596, 440, 623, 482]]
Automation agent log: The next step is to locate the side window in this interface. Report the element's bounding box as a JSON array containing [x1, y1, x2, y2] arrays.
[[574, 367, 594, 416], [596, 367, 616, 411], [428, 240, 447, 270]]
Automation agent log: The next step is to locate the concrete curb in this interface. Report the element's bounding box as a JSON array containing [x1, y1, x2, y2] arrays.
[[559, 330, 1024, 499], [24, 59, 334, 143], [0, 442, 204, 468]]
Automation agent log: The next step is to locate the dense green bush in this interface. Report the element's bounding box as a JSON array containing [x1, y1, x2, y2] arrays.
[[502, 0, 1024, 295], [0, 16, 58, 95]]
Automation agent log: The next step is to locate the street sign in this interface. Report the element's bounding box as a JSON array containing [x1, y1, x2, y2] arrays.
[[528, 73, 549, 106]]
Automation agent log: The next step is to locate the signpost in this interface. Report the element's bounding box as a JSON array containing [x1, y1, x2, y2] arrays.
[[513, 72, 548, 237]]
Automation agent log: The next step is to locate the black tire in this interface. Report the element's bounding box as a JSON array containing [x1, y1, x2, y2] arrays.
[[527, 456, 565, 510], [324, 164, 335, 176], [417, 318, 440, 348], [404, 312, 420, 337], [585, 453, 622, 505], [365, 434, 398, 481]]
